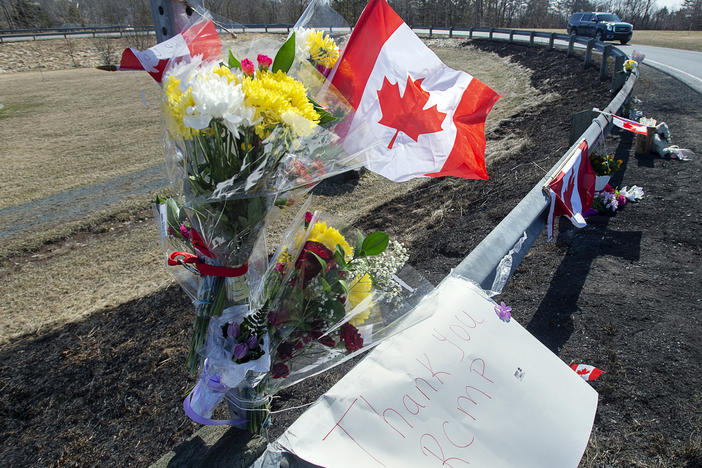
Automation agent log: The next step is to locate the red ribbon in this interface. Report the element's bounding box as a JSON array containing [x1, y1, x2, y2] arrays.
[[168, 251, 248, 277]]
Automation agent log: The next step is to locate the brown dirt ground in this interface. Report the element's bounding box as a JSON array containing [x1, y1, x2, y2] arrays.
[[1, 41, 701, 467]]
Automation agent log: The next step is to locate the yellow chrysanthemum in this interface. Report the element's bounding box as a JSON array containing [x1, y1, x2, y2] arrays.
[[241, 70, 319, 139], [307, 221, 352, 260], [307, 30, 339, 69], [348, 274, 373, 326], [277, 247, 292, 267], [163, 75, 197, 140], [212, 64, 238, 83]]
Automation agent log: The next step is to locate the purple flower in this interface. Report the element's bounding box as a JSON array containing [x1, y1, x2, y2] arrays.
[[495, 302, 512, 323], [227, 322, 240, 338], [233, 343, 248, 359], [241, 58, 255, 76], [247, 334, 258, 350]]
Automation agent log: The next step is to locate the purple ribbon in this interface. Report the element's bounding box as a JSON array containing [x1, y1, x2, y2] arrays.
[[182, 372, 246, 426]]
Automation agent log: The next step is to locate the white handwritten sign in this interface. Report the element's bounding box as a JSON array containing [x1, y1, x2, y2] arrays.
[[279, 277, 597, 467]]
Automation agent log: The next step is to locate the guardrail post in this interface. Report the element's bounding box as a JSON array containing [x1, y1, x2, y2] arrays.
[[584, 39, 594, 67], [509, 30, 514, 42], [449, 27, 453, 38], [265, 25, 268, 33], [529, 31, 535, 47], [612, 55, 626, 93], [549, 33, 555, 49], [600, 45, 612, 81], [429, 26, 433, 38], [469, 27, 473, 39], [567, 34, 575, 56], [489, 28, 494, 40]]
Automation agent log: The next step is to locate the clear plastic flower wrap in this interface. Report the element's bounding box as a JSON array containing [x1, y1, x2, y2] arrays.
[[153, 18, 387, 377], [182, 203, 434, 433]]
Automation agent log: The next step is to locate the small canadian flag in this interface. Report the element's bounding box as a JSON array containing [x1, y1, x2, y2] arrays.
[[569, 361, 605, 381]]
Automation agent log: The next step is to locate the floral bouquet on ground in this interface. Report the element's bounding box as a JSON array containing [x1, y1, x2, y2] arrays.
[[588, 184, 644, 214], [589, 152, 623, 177], [183, 206, 432, 434]]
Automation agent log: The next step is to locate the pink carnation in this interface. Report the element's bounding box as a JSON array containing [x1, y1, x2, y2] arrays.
[[241, 58, 255, 75], [257, 54, 272, 70]]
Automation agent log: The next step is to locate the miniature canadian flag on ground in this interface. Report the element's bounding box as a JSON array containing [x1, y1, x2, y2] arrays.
[[330, 0, 500, 181], [570, 361, 605, 381]]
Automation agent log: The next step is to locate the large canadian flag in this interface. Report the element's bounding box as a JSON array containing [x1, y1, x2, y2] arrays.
[[119, 20, 221, 83], [330, 0, 500, 181], [546, 140, 596, 240]]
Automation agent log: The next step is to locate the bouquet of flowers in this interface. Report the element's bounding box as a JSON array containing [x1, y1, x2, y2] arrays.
[[146, 13, 431, 435], [154, 22, 374, 376], [181, 206, 430, 433], [589, 184, 644, 213], [589, 152, 623, 176]]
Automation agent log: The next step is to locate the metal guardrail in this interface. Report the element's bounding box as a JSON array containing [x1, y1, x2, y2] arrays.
[[0, 25, 154, 42], [453, 31, 636, 290]]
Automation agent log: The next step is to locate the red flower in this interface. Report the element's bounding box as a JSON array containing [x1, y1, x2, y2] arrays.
[[271, 362, 289, 378], [340, 322, 364, 352], [296, 241, 334, 286], [277, 341, 297, 360], [257, 54, 272, 70], [241, 58, 255, 76], [318, 335, 336, 347], [304, 211, 314, 226]]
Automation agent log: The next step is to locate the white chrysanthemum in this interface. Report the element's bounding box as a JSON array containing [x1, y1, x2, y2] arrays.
[[183, 64, 256, 137], [293, 28, 311, 61]]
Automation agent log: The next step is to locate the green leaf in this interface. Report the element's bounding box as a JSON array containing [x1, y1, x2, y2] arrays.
[[272, 32, 295, 73], [331, 300, 346, 320], [228, 50, 241, 70], [334, 245, 347, 268], [310, 251, 327, 276], [309, 97, 338, 127], [165, 198, 181, 229], [354, 231, 365, 257], [320, 276, 331, 292], [335, 279, 350, 296], [361, 232, 389, 256]]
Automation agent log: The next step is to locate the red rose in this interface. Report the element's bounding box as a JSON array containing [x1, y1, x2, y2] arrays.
[[296, 241, 334, 286], [271, 362, 289, 378], [340, 322, 364, 352]]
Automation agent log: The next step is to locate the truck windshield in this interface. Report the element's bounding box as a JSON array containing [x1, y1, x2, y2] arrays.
[[596, 14, 620, 22]]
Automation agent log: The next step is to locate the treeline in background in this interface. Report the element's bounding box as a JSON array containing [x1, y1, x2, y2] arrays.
[[1, 0, 700, 31]]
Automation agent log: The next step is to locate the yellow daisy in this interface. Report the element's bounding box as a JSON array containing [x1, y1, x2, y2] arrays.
[[307, 221, 352, 260], [307, 30, 340, 69]]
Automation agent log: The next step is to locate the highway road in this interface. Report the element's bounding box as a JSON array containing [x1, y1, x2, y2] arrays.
[[620, 43, 702, 94]]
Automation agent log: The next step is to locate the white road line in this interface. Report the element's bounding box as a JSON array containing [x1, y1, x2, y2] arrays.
[[644, 58, 702, 84]]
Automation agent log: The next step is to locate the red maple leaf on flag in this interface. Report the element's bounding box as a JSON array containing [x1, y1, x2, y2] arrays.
[[377, 76, 447, 149], [577, 368, 590, 376]]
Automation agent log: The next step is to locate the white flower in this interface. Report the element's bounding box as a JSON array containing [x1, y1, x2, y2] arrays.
[[620, 185, 644, 202], [182, 63, 256, 137], [293, 28, 311, 61]]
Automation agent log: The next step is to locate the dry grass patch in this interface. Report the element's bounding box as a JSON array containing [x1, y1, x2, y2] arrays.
[[0, 220, 171, 345], [0, 67, 162, 210]]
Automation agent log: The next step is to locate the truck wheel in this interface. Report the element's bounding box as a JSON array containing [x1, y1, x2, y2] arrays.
[[595, 30, 603, 42], [620, 38, 629, 45]]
